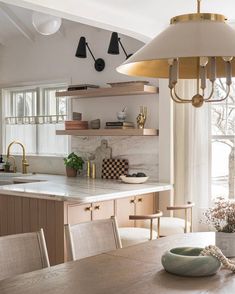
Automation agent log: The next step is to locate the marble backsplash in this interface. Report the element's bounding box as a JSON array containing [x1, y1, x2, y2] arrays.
[[71, 136, 159, 180]]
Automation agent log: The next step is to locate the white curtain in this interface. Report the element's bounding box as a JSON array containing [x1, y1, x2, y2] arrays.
[[5, 123, 68, 155], [174, 80, 211, 231]]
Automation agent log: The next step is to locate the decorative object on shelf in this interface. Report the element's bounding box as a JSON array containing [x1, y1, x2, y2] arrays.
[[75, 36, 105, 72], [92, 162, 96, 179], [64, 152, 84, 177], [72, 112, 82, 121], [89, 139, 112, 178], [90, 119, 101, 129], [120, 175, 149, 184], [108, 32, 133, 59], [68, 84, 99, 91], [117, 106, 127, 122], [32, 11, 62, 35], [202, 197, 235, 257], [161, 247, 221, 277], [137, 106, 147, 129], [117, 0, 235, 107], [105, 121, 135, 129], [102, 158, 129, 180], [107, 81, 149, 87], [87, 160, 90, 178], [65, 120, 88, 130]]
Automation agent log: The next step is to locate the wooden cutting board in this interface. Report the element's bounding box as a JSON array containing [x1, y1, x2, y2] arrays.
[[102, 158, 129, 180]]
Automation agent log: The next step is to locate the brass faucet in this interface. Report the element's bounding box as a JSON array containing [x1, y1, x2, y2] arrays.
[[7, 141, 29, 174]]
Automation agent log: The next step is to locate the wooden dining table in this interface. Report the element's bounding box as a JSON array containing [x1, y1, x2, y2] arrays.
[[0, 232, 234, 294]]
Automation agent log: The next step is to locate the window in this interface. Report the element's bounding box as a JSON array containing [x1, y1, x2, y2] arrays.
[[211, 79, 235, 199], [2, 84, 68, 156]]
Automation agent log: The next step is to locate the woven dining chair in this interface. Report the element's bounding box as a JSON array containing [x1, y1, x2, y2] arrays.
[[0, 229, 50, 281], [65, 216, 122, 261]]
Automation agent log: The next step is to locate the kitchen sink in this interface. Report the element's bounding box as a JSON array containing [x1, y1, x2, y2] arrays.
[[0, 180, 15, 186], [0, 173, 31, 185]]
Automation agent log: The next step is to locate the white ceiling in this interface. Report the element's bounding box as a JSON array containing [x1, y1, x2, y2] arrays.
[[1, 0, 235, 43], [0, 2, 78, 45]]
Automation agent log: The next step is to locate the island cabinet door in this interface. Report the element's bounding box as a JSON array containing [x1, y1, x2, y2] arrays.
[[116, 197, 135, 227], [66, 203, 92, 225], [135, 193, 155, 228], [92, 200, 114, 220]]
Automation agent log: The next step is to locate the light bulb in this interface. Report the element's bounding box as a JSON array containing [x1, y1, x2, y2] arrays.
[[222, 56, 233, 62], [168, 58, 174, 66], [32, 12, 62, 35], [200, 57, 209, 67]]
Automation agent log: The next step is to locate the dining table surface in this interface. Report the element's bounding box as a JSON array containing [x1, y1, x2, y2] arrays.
[[0, 232, 234, 294]]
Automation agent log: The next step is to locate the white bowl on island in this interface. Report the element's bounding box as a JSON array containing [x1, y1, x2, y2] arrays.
[[120, 175, 149, 184]]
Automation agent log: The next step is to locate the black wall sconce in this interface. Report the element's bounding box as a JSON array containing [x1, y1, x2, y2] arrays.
[[75, 36, 105, 72], [108, 32, 132, 59]]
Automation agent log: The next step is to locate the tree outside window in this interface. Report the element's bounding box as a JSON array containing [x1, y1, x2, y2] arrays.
[[211, 79, 235, 199]]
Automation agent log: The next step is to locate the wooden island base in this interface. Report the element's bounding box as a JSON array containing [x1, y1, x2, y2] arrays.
[[0, 193, 157, 265]]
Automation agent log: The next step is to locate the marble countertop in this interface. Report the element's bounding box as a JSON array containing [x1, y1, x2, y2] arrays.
[[0, 174, 172, 203]]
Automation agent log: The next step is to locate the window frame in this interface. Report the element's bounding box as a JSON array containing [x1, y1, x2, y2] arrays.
[[211, 80, 235, 200], [1, 82, 70, 157]]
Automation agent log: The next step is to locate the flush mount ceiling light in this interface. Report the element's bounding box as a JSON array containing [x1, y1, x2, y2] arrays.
[[75, 36, 105, 72], [108, 32, 132, 60], [117, 0, 235, 107], [32, 12, 62, 35]]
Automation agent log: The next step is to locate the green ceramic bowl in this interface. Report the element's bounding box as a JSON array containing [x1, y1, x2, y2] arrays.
[[161, 247, 221, 277]]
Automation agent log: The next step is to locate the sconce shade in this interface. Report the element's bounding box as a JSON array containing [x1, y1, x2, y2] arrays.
[[75, 37, 87, 58], [108, 32, 120, 54]]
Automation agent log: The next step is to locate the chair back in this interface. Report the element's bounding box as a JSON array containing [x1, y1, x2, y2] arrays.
[[0, 229, 49, 281], [65, 216, 122, 260]]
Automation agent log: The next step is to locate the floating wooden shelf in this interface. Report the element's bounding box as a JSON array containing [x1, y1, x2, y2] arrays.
[[56, 129, 159, 136], [56, 84, 158, 99]]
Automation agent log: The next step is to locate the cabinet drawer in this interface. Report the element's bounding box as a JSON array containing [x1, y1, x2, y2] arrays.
[[116, 197, 135, 227], [136, 193, 154, 228], [67, 203, 92, 224], [92, 200, 114, 220]]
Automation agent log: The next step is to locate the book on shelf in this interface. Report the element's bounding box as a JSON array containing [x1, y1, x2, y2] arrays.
[[106, 121, 135, 127], [105, 126, 135, 129]]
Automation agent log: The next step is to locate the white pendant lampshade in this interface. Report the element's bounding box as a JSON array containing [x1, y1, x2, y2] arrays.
[[117, 1, 235, 107], [117, 14, 235, 79], [32, 12, 62, 35]]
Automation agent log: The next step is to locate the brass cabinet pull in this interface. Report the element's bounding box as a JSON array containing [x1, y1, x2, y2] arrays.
[[138, 198, 143, 202], [130, 199, 136, 204], [85, 206, 92, 212], [94, 205, 100, 210]]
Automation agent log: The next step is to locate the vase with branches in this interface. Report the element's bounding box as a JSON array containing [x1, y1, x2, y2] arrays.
[[203, 197, 235, 257]]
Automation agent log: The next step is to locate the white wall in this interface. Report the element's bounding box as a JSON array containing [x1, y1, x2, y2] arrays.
[[0, 21, 142, 86], [0, 20, 159, 177]]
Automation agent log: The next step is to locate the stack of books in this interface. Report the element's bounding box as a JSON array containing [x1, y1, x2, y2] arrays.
[[65, 120, 88, 130], [105, 122, 135, 129]]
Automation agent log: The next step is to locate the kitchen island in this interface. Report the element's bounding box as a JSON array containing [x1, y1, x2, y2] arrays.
[[0, 174, 172, 265]]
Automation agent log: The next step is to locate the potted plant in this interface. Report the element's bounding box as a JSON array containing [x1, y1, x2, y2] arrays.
[[64, 152, 84, 177], [3, 161, 11, 173], [203, 197, 235, 257]]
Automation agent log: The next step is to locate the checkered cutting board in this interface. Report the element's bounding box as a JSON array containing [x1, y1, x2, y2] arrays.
[[102, 158, 129, 180]]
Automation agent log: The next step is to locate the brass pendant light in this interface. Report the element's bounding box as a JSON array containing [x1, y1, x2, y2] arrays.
[[117, 0, 235, 107]]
